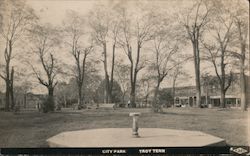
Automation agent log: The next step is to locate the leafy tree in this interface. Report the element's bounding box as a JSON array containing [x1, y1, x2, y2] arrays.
[[138, 74, 155, 107], [54, 81, 69, 107], [94, 79, 123, 104], [55, 67, 101, 107], [114, 62, 130, 105]]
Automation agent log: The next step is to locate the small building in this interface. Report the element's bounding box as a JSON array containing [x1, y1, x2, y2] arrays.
[[0, 92, 45, 110], [24, 93, 45, 109], [174, 86, 197, 106]]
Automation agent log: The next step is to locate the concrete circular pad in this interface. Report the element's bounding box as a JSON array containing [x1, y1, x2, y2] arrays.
[[47, 128, 226, 147]]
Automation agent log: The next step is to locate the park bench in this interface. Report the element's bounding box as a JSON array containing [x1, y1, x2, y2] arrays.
[[97, 103, 116, 110]]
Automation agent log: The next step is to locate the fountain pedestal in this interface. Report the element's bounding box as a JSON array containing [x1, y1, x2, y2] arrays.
[[129, 112, 141, 137]]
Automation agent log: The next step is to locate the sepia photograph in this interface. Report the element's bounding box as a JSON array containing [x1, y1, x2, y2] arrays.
[[0, 0, 249, 155]]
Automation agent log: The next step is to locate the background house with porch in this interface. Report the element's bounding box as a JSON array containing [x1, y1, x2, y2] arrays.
[[172, 74, 247, 107]]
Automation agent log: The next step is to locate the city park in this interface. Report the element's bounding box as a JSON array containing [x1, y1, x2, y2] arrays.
[[0, 0, 249, 149]]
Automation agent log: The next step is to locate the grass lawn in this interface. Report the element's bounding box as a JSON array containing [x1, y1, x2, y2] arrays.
[[0, 107, 248, 147]]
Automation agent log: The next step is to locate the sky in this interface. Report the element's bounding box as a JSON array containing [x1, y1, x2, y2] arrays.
[[27, 0, 95, 25], [25, 0, 197, 87], [2, 0, 244, 94]]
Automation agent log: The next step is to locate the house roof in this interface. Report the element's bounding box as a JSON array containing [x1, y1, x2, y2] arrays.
[[174, 86, 197, 97]]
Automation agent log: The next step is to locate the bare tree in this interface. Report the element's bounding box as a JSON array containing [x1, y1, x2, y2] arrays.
[[148, 12, 189, 112], [118, 7, 154, 108], [109, 12, 121, 103], [202, 7, 235, 108], [89, 4, 122, 103], [0, 0, 36, 111], [63, 10, 93, 109], [0, 1, 4, 29], [150, 31, 180, 112], [180, 0, 214, 107], [228, 1, 249, 111], [89, 6, 112, 103], [28, 24, 60, 112]]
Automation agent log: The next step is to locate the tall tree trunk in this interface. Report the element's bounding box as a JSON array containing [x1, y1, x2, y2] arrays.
[[10, 81, 14, 110], [103, 42, 111, 103], [10, 67, 15, 110], [104, 74, 110, 103], [130, 42, 141, 108], [74, 50, 87, 109], [219, 80, 226, 108], [81, 53, 87, 106], [110, 44, 116, 102], [48, 87, 54, 99], [220, 89, 226, 108], [153, 79, 161, 113], [129, 50, 135, 107], [131, 67, 139, 108], [240, 65, 246, 111], [192, 41, 201, 108], [4, 46, 10, 111], [234, 18, 247, 111], [130, 82, 136, 108], [220, 48, 226, 108], [205, 87, 209, 105], [5, 79, 10, 111], [240, 42, 246, 111], [45, 86, 55, 112], [78, 83, 83, 107], [172, 77, 176, 106], [122, 92, 125, 105]]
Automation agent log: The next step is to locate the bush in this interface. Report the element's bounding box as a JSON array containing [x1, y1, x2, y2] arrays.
[[158, 89, 174, 106], [42, 96, 55, 113], [78, 104, 87, 110]]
